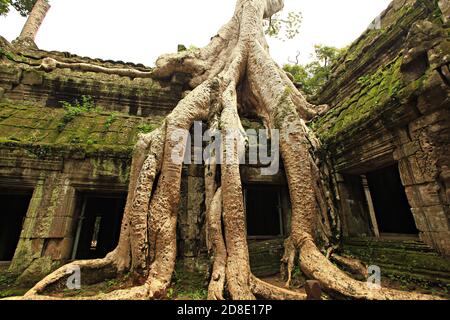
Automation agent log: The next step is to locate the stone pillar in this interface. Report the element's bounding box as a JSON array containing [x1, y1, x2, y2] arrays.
[[176, 164, 206, 271], [394, 110, 450, 255], [336, 174, 374, 238], [9, 174, 77, 283], [361, 176, 380, 237], [186, 165, 205, 256]]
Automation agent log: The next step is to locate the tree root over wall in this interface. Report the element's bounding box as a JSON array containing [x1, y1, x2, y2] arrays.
[[13, 0, 439, 300]]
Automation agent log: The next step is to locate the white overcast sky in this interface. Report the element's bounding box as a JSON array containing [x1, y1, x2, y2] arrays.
[[0, 0, 391, 66]]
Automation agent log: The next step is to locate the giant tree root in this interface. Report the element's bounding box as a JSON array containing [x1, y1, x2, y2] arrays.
[[24, 255, 117, 297], [206, 188, 227, 300], [299, 240, 440, 300], [330, 254, 368, 279], [14, 0, 441, 301], [39, 57, 153, 79]]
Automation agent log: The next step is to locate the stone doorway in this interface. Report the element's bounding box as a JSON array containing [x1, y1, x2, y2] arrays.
[[244, 185, 284, 238], [0, 190, 32, 261], [71, 193, 126, 260], [364, 165, 418, 236]]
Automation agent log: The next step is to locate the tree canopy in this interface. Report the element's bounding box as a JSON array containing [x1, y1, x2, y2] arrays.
[[283, 44, 346, 96], [0, 0, 47, 17], [0, 0, 10, 15], [264, 10, 302, 40]]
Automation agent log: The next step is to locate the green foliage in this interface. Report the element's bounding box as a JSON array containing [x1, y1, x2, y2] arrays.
[[137, 123, 155, 134], [0, 273, 16, 287], [171, 263, 208, 300], [0, 48, 14, 60], [57, 95, 97, 132], [0, 0, 48, 17], [0, 272, 28, 299], [0, 288, 28, 298], [184, 289, 208, 300], [0, 48, 28, 63], [166, 287, 175, 299], [283, 63, 308, 87], [12, 0, 37, 16], [357, 74, 372, 86], [106, 278, 120, 288], [0, 0, 9, 16], [292, 265, 302, 278], [27, 144, 52, 158], [264, 11, 302, 41], [178, 44, 200, 53], [188, 45, 199, 52], [104, 112, 118, 130], [283, 45, 346, 95]]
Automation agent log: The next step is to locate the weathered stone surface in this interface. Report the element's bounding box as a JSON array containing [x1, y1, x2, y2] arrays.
[[0, 64, 22, 85], [423, 206, 450, 232], [412, 205, 449, 233], [42, 238, 73, 261], [17, 256, 60, 285], [21, 70, 43, 86], [420, 231, 450, 256], [0, 43, 182, 117], [438, 0, 449, 23], [0, 101, 163, 160], [416, 72, 450, 115], [411, 208, 429, 232], [312, 0, 449, 257], [184, 174, 205, 257], [413, 183, 443, 207], [432, 232, 450, 255], [249, 239, 284, 277], [343, 237, 450, 286], [8, 238, 44, 274]]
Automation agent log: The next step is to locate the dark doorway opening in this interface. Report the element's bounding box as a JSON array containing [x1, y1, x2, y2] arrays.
[[366, 165, 418, 235], [244, 185, 283, 238], [0, 190, 32, 261], [72, 193, 126, 260]]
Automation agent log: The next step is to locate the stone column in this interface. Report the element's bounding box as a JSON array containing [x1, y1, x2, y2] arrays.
[[9, 174, 77, 283], [394, 111, 450, 255], [336, 174, 374, 238]]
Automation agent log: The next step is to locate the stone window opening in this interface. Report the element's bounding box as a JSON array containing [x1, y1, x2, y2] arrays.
[[243, 184, 285, 239], [71, 192, 126, 260], [362, 164, 419, 238], [0, 189, 33, 262]]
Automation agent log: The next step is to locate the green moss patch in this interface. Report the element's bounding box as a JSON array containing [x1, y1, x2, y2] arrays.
[[0, 100, 163, 159], [342, 237, 450, 298], [312, 56, 404, 144], [169, 261, 209, 300]]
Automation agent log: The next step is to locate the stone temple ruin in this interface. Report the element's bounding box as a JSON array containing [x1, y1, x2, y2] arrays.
[[0, 0, 449, 295]]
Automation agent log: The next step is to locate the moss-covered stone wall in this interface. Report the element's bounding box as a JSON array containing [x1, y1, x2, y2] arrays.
[[312, 0, 450, 257], [0, 101, 163, 158], [0, 38, 185, 117]]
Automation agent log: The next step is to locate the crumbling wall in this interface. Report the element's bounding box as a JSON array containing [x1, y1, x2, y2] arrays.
[[0, 38, 184, 117], [312, 0, 450, 256]]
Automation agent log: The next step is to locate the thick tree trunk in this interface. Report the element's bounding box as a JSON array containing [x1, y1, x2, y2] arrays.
[[16, 0, 50, 47], [16, 0, 441, 301]]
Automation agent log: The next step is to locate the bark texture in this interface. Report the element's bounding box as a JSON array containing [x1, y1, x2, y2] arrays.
[[17, 0, 441, 300], [16, 0, 50, 48]]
